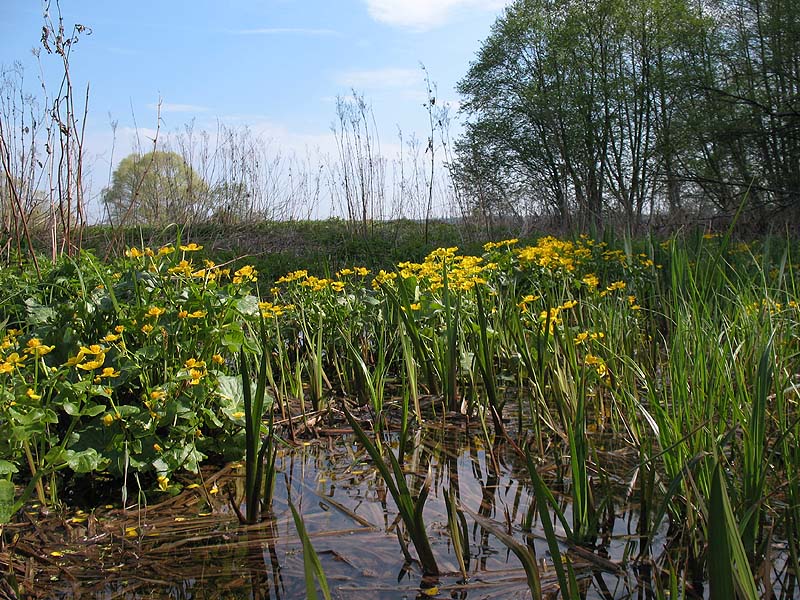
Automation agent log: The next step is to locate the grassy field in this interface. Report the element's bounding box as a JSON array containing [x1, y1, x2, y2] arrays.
[[1, 226, 799, 598]]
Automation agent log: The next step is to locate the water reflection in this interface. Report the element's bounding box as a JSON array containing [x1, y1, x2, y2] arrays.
[[26, 422, 785, 599]]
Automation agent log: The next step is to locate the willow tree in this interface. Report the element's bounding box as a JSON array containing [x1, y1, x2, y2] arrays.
[[102, 150, 210, 227]]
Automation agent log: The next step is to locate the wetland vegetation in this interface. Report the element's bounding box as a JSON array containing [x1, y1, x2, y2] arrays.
[[2, 228, 800, 598]]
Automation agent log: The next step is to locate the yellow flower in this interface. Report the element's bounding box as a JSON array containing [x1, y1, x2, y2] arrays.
[[157, 475, 170, 491], [212, 354, 225, 365], [372, 270, 397, 289], [258, 301, 286, 319], [146, 306, 165, 318], [169, 260, 194, 276], [187, 310, 206, 318], [125, 247, 144, 258], [153, 443, 163, 453], [64, 350, 86, 367], [585, 354, 608, 378], [582, 274, 599, 288], [77, 353, 106, 370], [101, 333, 120, 343], [517, 294, 541, 310], [24, 338, 55, 357], [158, 245, 175, 255], [100, 367, 120, 378], [184, 358, 206, 369], [178, 310, 189, 319], [607, 281, 626, 292], [180, 243, 203, 252], [2, 352, 26, 368], [483, 238, 518, 251], [276, 269, 308, 284], [560, 299, 578, 310], [141, 324, 154, 334], [538, 307, 561, 335], [115, 325, 125, 333], [26, 388, 42, 400], [102, 413, 114, 427], [233, 265, 258, 284]]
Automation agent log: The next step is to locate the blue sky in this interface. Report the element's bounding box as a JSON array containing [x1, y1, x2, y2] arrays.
[[1, 0, 509, 196]]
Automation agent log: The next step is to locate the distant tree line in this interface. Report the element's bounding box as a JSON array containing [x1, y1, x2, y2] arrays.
[[454, 0, 800, 231], [100, 92, 455, 236]]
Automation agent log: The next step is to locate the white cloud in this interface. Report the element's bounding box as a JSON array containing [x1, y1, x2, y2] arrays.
[[363, 0, 509, 31], [147, 103, 210, 114], [335, 67, 423, 90]]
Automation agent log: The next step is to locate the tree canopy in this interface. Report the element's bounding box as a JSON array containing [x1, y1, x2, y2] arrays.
[[456, 0, 800, 229], [102, 150, 210, 226]]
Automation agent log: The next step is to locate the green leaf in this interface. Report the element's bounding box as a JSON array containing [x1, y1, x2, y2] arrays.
[[0, 460, 19, 475], [82, 403, 107, 418], [709, 460, 760, 600], [222, 327, 245, 352], [63, 401, 81, 416], [217, 374, 244, 402], [464, 505, 541, 597], [65, 448, 109, 473], [234, 295, 260, 317], [25, 297, 55, 323], [0, 479, 16, 524]]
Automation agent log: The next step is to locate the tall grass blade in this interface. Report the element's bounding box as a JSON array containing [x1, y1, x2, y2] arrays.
[[742, 334, 774, 558], [344, 407, 439, 575], [289, 496, 333, 600], [343, 406, 439, 575], [239, 325, 274, 524], [443, 489, 470, 580], [709, 460, 759, 600], [526, 447, 579, 600], [463, 505, 541, 597]]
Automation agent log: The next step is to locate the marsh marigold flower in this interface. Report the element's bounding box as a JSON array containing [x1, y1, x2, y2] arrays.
[[233, 265, 258, 284], [77, 353, 106, 370], [146, 306, 165, 318], [24, 338, 55, 357]]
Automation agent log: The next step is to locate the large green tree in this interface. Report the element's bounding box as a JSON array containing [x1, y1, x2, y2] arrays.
[[102, 150, 210, 226], [688, 0, 800, 218], [456, 0, 709, 229], [456, 0, 799, 228]]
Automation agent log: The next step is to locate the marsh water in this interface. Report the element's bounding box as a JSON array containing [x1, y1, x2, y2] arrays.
[[2, 412, 697, 600]]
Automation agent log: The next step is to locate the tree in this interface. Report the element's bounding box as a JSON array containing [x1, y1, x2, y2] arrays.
[[455, 0, 712, 229], [102, 150, 210, 226], [458, 0, 800, 230], [688, 0, 800, 219]]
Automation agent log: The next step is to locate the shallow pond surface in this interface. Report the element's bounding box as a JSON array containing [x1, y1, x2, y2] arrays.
[[0, 421, 723, 599]]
